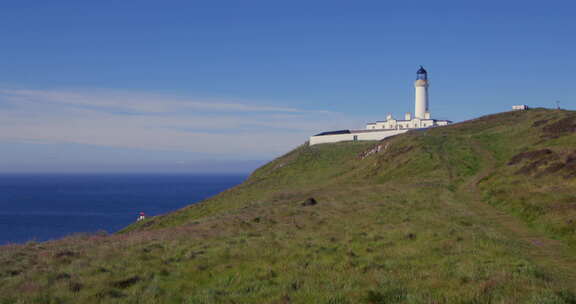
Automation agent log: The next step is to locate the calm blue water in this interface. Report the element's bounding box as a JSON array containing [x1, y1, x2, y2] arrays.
[[0, 174, 246, 245]]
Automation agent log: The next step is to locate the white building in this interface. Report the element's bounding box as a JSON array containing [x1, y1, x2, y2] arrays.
[[310, 66, 451, 146], [512, 105, 529, 111]]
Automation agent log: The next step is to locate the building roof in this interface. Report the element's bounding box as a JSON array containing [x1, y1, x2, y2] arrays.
[[313, 129, 402, 137], [313, 130, 350, 136]]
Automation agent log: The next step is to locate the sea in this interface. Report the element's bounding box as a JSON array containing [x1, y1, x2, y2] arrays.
[[0, 174, 246, 245]]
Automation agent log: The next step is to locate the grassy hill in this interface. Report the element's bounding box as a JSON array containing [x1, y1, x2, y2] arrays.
[[2, 108, 576, 303]]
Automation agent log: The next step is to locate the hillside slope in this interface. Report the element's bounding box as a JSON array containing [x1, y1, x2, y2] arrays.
[[2, 108, 576, 303]]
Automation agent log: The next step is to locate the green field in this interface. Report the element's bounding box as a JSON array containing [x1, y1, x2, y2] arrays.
[[2, 108, 576, 303]]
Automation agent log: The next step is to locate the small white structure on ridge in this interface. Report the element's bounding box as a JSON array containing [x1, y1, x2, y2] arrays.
[[309, 66, 451, 146], [512, 105, 529, 111]]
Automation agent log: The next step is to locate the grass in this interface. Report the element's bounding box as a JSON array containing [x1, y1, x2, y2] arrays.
[[1, 108, 576, 303]]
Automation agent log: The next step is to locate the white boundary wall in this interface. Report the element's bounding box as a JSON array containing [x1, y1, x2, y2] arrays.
[[309, 129, 408, 146]]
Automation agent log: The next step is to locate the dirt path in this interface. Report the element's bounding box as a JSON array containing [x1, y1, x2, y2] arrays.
[[458, 140, 576, 286]]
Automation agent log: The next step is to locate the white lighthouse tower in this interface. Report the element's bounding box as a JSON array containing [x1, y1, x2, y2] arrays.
[[414, 66, 430, 119], [308, 66, 451, 145]]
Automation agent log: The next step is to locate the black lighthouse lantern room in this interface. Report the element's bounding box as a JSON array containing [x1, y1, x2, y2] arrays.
[[416, 66, 427, 80]]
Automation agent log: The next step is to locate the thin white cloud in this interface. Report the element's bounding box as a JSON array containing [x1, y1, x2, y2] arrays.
[[0, 88, 361, 158], [0, 89, 327, 114]]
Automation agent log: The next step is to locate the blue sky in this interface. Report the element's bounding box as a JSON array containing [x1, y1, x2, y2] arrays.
[[0, 1, 574, 172]]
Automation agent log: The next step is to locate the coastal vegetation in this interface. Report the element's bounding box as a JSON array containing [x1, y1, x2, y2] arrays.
[[2, 108, 576, 303]]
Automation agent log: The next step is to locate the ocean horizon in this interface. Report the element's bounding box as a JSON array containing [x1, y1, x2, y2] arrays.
[[0, 173, 246, 245]]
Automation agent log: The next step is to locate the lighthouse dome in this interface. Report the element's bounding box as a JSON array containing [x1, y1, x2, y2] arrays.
[[416, 66, 427, 80]]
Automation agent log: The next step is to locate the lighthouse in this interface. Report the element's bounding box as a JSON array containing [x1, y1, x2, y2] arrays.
[[309, 66, 451, 145], [414, 66, 429, 119]]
